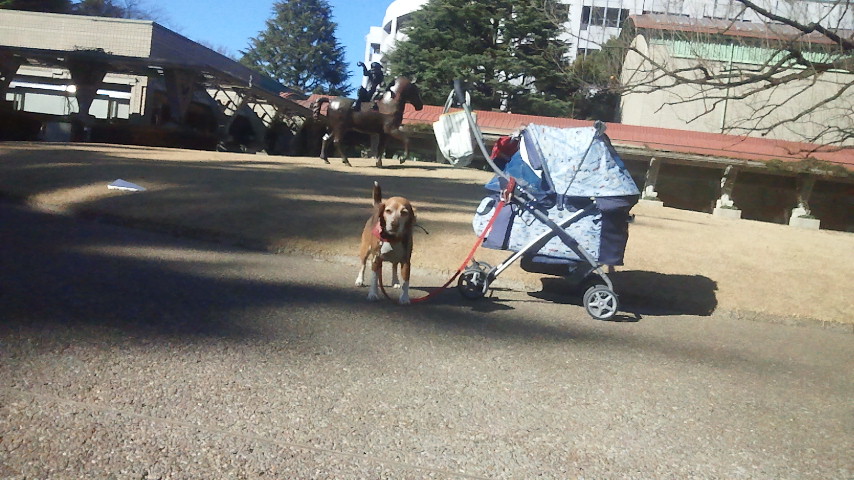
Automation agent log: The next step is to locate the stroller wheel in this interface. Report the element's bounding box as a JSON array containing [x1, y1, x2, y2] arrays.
[[458, 270, 488, 300], [583, 285, 619, 320]]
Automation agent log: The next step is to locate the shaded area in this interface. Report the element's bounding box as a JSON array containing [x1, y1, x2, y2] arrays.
[[0, 203, 343, 341], [532, 270, 718, 318], [0, 144, 488, 256]]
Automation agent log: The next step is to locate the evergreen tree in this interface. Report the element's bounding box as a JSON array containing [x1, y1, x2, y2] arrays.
[[385, 0, 572, 114], [0, 0, 157, 19], [563, 38, 623, 121], [71, 0, 125, 17], [240, 0, 350, 95], [0, 0, 71, 12]]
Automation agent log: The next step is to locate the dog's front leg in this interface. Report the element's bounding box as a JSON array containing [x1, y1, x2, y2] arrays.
[[398, 262, 411, 305], [367, 270, 380, 301], [355, 260, 367, 287], [399, 281, 410, 304], [367, 258, 381, 301], [390, 262, 401, 289]]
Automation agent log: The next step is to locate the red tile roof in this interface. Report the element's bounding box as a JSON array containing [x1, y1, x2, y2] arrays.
[[300, 94, 853, 171], [628, 14, 851, 46]]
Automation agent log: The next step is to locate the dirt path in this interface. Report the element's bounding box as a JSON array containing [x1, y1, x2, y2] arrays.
[[1, 142, 851, 326]]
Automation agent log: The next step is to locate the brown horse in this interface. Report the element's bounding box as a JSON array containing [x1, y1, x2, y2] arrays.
[[313, 77, 424, 167]]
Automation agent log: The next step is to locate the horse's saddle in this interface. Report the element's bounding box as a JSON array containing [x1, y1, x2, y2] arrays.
[[353, 85, 396, 111], [354, 100, 379, 112]]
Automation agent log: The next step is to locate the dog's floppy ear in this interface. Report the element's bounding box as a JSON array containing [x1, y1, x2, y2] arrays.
[[408, 204, 416, 228], [375, 202, 386, 229]]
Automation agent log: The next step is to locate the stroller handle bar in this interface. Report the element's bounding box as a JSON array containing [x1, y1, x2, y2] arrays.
[[451, 79, 606, 200], [452, 80, 501, 178]]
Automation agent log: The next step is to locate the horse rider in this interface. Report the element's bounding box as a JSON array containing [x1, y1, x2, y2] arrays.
[[354, 61, 385, 111]]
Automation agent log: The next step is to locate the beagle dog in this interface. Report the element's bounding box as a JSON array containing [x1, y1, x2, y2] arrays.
[[355, 182, 416, 304]]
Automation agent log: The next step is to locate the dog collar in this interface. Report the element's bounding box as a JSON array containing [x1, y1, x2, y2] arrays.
[[373, 221, 399, 242]]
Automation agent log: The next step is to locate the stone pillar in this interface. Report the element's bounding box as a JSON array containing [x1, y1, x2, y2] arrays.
[[163, 68, 200, 125], [128, 75, 148, 122], [713, 165, 742, 219], [789, 174, 820, 230], [66, 58, 110, 118], [210, 88, 246, 136], [221, 91, 247, 143], [639, 157, 663, 206], [201, 88, 232, 135], [210, 91, 268, 153], [0, 51, 23, 102]]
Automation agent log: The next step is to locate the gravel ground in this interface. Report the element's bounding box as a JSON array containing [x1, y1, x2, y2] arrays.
[[1, 203, 852, 479]]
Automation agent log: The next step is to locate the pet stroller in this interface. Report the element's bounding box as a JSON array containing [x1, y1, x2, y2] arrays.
[[441, 82, 639, 320]]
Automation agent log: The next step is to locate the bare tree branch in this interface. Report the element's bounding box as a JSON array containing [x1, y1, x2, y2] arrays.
[[612, 2, 853, 149], [736, 0, 854, 51]]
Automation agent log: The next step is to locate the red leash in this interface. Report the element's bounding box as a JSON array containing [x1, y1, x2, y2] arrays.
[[379, 178, 515, 305]]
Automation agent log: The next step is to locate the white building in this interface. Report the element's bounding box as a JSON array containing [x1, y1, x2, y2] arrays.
[[365, 0, 854, 64], [364, 0, 429, 67]]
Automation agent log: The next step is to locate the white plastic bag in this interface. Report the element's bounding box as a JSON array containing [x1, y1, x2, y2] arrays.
[[433, 110, 477, 167]]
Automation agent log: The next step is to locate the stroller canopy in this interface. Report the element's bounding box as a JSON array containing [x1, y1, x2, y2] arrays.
[[520, 124, 640, 199], [475, 123, 640, 267]]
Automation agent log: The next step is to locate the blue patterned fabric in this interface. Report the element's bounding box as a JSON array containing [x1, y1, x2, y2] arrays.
[[471, 124, 638, 264], [473, 198, 600, 262], [521, 124, 639, 198]]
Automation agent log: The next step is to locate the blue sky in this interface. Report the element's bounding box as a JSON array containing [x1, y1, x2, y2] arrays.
[[153, 0, 390, 93]]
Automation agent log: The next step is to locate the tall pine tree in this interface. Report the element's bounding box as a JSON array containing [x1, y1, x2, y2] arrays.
[[241, 0, 350, 95], [385, 0, 572, 114], [0, 1, 158, 20], [71, 0, 126, 17], [0, 0, 71, 12]]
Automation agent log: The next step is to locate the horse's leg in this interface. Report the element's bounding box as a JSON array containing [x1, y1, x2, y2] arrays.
[[334, 131, 351, 167], [401, 135, 410, 164], [375, 134, 386, 168], [386, 128, 410, 164], [319, 131, 331, 164]]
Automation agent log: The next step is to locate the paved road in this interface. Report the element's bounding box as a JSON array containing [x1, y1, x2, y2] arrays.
[[1, 202, 851, 479]]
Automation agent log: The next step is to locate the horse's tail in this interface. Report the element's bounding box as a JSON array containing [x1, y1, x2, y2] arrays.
[[311, 97, 329, 120]]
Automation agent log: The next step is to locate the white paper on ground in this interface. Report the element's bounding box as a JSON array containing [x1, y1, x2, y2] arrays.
[[107, 179, 146, 192]]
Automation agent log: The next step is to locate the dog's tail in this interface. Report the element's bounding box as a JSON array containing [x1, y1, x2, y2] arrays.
[[372, 181, 382, 206]]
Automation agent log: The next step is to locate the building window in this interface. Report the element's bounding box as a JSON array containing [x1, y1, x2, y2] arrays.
[[582, 6, 632, 29], [706, 0, 745, 20], [605, 8, 620, 27], [383, 21, 392, 34], [397, 13, 413, 32], [107, 99, 120, 119], [371, 43, 380, 55], [9, 91, 24, 111], [590, 6, 606, 27], [552, 2, 570, 20]]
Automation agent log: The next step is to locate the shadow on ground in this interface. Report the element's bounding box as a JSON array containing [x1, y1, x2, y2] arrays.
[[4, 203, 817, 381], [0, 145, 488, 256], [530, 270, 718, 318]]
